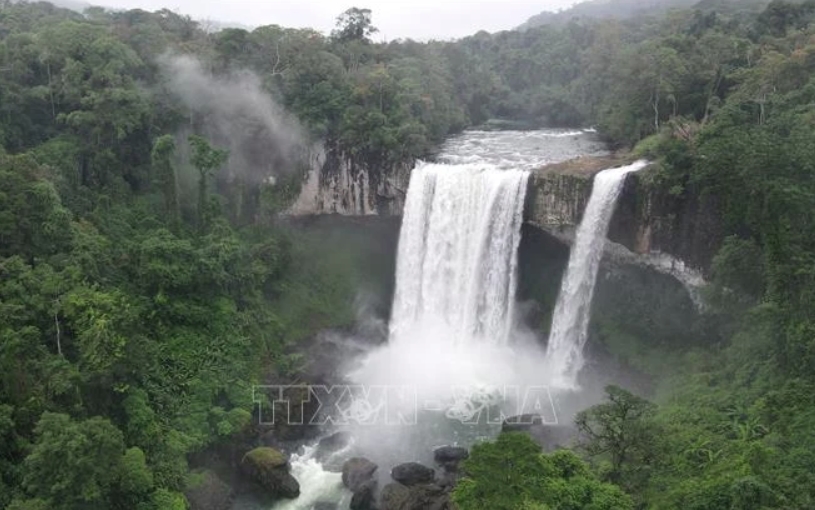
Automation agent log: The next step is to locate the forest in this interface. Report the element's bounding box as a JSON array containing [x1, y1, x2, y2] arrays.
[[1, 0, 815, 508]]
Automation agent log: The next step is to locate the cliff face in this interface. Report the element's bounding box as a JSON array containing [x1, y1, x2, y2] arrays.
[[526, 163, 723, 279], [609, 174, 723, 277], [524, 172, 591, 234], [288, 143, 412, 216], [289, 150, 722, 280]]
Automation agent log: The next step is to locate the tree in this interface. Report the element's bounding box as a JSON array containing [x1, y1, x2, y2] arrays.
[[21, 413, 127, 509], [331, 7, 378, 43], [150, 135, 179, 225], [0, 154, 72, 261], [453, 432, 633, 510], [188, 135, 228, 228], [575, 386, 662, 491]]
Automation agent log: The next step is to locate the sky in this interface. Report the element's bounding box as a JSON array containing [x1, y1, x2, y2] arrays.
[[93, 0, 580, 40]]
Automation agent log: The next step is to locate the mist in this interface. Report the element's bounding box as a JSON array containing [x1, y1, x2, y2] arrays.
[[157, 53, 310, 185]]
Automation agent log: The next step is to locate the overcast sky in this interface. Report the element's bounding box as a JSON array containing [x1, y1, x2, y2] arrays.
[[95, 0, 580, 40]]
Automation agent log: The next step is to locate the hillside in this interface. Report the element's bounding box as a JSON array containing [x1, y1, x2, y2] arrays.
[[518, 0, 771, 29]]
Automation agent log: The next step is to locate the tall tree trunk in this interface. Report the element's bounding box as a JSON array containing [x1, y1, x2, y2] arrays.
[[653, 87, 660, 131], [198, 171, 208, 228], [46, 62, 56, 121]]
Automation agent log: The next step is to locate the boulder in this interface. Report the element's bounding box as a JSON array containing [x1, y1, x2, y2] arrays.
[[184, 470, 233, 510], [240, 447, 300, 499], [350, 479, 378, 510], [380, 483, 411, 510], [380, 482, 450, 510], [391, 462, 435, 486], [342, 457, 378, 492], [501, 414, 543, 433], [433, 446, 468, 472]]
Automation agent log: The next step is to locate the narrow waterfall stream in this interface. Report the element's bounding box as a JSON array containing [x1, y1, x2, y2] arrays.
[[544, 160, 649, 389]]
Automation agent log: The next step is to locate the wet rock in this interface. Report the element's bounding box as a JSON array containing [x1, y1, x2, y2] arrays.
[[313, 503, 339, 510], [433, 446, 468, 472], [380, 483, 450, 510], [240, 447, 300, 499], [316, 431, 353, 461], [501, 414, 543, 433], [437, 470, 462, 489], [391, 462, 435, 486], [380, 483, 411, 510], [350, 479, 378, 510], [342, 457, 378, 492], [184, 469, 234, 510]]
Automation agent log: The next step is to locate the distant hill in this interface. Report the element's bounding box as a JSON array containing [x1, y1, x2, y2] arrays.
[[10, 0, 91, 12], [9, 0, 253, 31], [517, 0, 773, 29]]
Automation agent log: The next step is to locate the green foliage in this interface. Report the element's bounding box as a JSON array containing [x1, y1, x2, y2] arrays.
[[0, 154, 72, 260], [0, 7, 400, 507], [188, 135, 228, 228], [22, 413, 125, 509], [576, 386, 662, 494], [145, 489, 187, 510], [332, 7, 378, 43], [453, 433, 633, 510]]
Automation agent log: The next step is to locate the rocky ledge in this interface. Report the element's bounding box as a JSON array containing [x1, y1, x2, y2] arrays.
[[526, 154, 722, 282]]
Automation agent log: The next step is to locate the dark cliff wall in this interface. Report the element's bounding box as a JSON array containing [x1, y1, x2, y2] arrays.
[[526, 166, 724, 277], [609, 175, 724, 277], [290, 154, 724, 277]]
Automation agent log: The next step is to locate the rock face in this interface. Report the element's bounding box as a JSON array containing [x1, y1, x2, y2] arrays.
[[343, 457, 379, 492], [289, 149, 720, 279], [391, 462, 435, 486], [527, 162, 722, 278], [608, 174, 722, 277], [525, 172, 591, 234], [289, 144, 412, 216], [240, 447, 300, 499]]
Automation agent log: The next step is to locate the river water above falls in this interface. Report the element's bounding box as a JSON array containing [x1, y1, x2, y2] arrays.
[[248, 128, 614, 510]]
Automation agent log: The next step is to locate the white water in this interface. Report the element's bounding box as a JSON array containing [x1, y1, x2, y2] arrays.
[[439, 129, 606, 169], [389, 161, 529, 345], [544, 160, 649, 389], [267, 129, 605, 510], [351, 158, 542, 423], [269, 446, 350, 510]]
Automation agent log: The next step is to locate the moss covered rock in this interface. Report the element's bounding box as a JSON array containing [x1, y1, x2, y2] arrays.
[[240, 447, 300, 499]]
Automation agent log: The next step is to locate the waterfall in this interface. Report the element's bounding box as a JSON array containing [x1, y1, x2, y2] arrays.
[[389, 161, 529, 345], [269, 130, 612, 510], [545, 160, 649, 388]]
